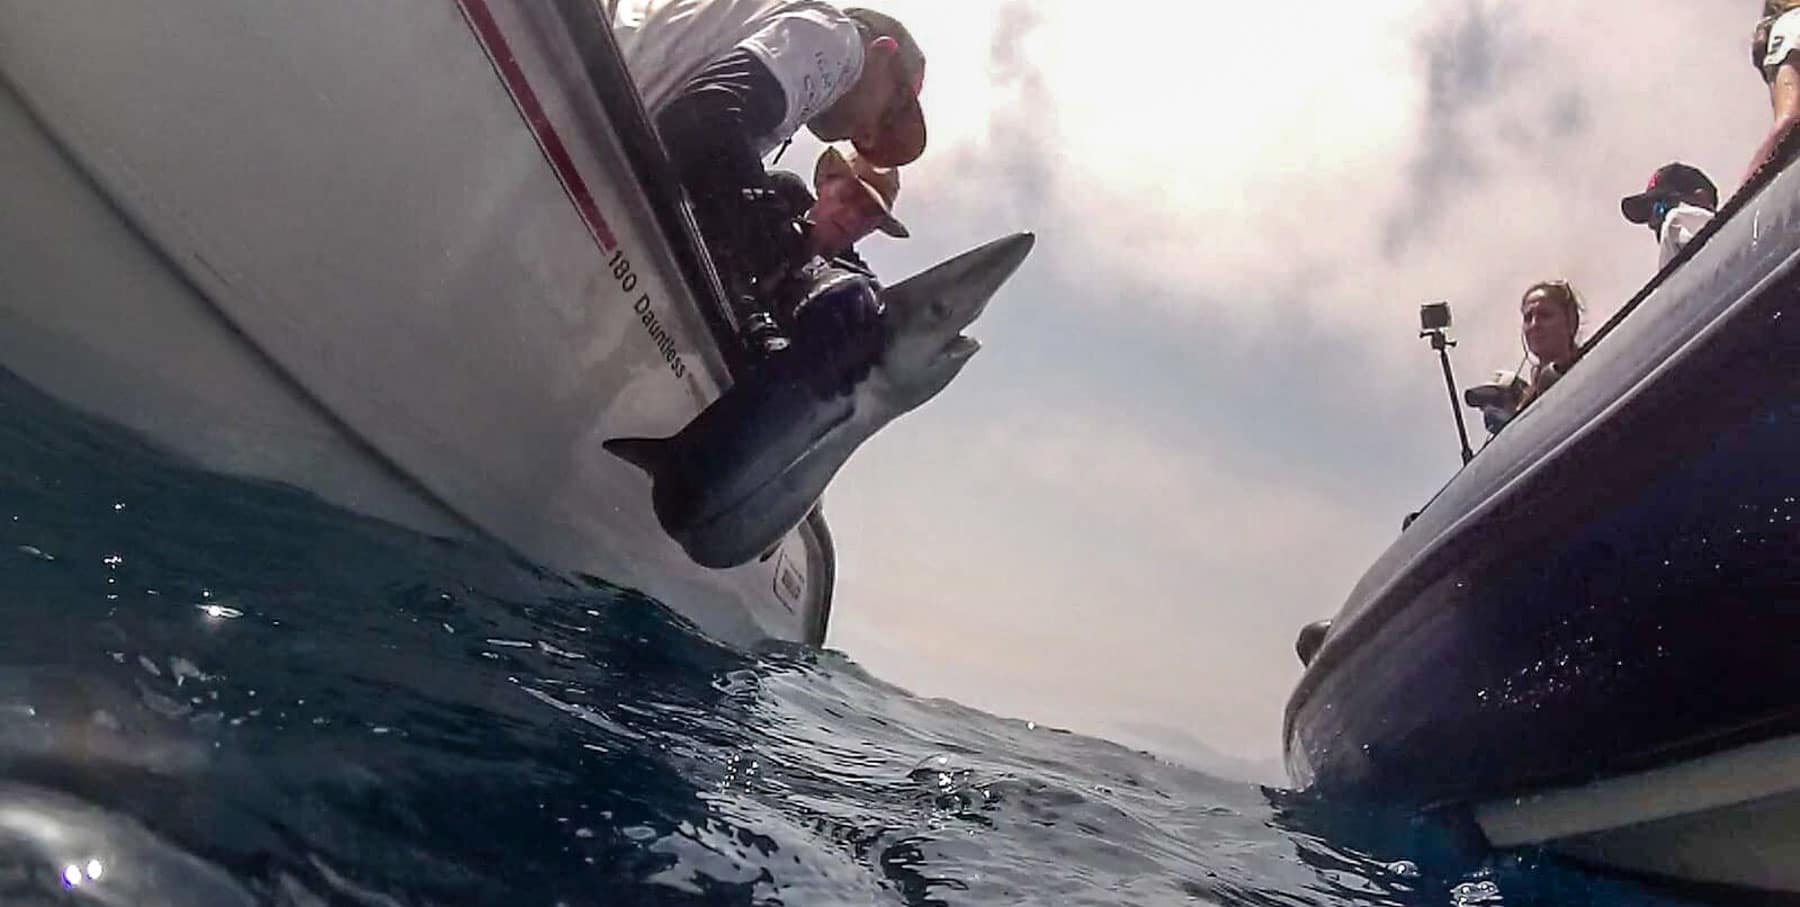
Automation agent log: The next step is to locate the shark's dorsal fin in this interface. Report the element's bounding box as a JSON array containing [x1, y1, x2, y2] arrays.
[[602, 436, 667, 478]]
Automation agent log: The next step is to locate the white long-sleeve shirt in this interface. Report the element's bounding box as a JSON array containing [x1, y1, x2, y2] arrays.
[[1658, 202, 1714, 269], [605, 0, 864, 154]]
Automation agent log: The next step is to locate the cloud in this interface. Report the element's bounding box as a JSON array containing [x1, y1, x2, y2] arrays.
[[787, 0, 1776, 760], [973, 0, 1054, 217], [824, 397, 1396, 760], [857, 0, 1764, 358], [1384, 0, 1531, 255]]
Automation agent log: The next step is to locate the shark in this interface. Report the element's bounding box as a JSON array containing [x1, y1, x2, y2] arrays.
[[606, 231, 1036, 569]]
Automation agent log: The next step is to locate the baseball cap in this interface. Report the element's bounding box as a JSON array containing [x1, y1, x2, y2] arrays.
[[843, 8, 926, 167], [814, 146, 909, 238], [1621, 163, 1718, 223]]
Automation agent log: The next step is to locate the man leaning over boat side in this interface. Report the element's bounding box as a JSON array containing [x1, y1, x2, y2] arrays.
[[605, 0, 927, 357]]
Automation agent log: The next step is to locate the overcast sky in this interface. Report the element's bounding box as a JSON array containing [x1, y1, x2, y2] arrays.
[[781, 0, 1769, 766]]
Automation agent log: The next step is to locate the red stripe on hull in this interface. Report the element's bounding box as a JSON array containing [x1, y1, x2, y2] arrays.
[[457, 0, 620, 252]]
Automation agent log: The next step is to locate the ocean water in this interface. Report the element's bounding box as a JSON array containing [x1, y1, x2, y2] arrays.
[[0, 371, 1720, 906]]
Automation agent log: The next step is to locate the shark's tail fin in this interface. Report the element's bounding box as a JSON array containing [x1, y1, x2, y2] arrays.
[[603, 436, 668, 477]]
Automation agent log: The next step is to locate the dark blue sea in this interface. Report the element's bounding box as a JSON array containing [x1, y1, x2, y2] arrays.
[[0, 371, 1720, 906]]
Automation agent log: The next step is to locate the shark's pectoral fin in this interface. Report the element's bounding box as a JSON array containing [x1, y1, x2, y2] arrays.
[[602, 436, 668, 478]]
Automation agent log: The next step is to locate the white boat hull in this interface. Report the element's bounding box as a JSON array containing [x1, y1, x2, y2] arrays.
[[0, 0, 830, 644], [1476, 732, 1800, 894]]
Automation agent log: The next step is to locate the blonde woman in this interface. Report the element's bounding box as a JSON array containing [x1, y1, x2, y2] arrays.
[[1516, 280, 1584, 411], [1748, 0, 1800, 180]]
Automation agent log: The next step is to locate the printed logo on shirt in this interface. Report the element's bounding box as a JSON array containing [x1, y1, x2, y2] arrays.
[[790, 49, 854, 125], [743, 11, 864, 143]]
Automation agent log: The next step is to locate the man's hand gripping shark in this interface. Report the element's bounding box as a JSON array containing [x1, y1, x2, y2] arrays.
[[606, 232, 1036, 569]]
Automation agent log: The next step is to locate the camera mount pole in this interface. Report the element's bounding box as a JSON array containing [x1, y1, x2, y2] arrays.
[[1423, 327, 1475, 465]]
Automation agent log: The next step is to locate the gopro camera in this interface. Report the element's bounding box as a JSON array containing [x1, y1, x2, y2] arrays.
[[1419, 301, 1452, 332]]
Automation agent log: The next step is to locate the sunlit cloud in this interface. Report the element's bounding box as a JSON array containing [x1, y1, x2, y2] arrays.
[[794, 0, 1769, 761]]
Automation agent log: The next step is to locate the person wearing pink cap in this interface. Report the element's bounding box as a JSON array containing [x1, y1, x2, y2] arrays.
[[607, 0, 927, 348], [610, 2, 926, 167]]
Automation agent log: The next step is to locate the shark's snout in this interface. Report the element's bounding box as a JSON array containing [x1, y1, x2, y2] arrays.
[[884, 231, 1037, 333], [954, 233, 1034, 326], [944, 335, 981, 362]]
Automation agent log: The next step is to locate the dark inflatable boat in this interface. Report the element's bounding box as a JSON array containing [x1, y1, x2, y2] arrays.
[[1284, 145, 1800, 895]]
